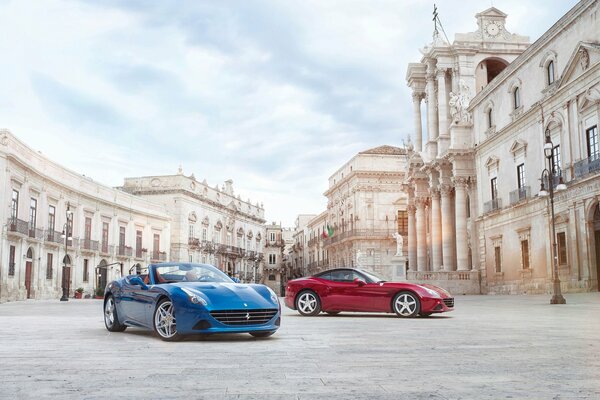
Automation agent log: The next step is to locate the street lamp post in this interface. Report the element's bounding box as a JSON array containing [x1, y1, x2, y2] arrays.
[[60, 202, 73, 301], [538, 131, 567, 305]]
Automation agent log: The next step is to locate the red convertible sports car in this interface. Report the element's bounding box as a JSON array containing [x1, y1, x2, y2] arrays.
[[285, 268, 454, 317]]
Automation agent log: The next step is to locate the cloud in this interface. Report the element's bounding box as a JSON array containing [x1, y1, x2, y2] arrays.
[[0, 0, 580, 225]]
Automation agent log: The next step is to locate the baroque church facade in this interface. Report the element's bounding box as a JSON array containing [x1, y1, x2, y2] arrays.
[[404, 0, 600, 294]]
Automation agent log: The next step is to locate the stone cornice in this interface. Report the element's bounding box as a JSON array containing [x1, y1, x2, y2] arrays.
[[127, 188, 266, 224]]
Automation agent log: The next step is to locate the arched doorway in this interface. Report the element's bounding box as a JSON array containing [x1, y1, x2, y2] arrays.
[[592, 205, 600, 291], [97, 259, 108, 292], [25, 247, 34, 299]]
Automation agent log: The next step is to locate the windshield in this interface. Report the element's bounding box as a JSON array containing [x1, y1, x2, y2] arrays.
[[154, 264, 232, 284], [358, 269, 386, 283]]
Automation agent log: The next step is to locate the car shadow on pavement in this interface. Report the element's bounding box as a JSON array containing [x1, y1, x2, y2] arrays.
[[109, 328, 279, 342], [285, 313, 452, 319]]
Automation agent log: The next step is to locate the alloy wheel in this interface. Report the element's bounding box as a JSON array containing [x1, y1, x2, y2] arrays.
[[104, 297, 115, 327], [394, 293, 418, 317], [155, 300, 177, 339], [297, 292, 318, 314]]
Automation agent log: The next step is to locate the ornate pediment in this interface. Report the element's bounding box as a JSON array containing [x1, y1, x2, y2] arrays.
[[559, 42, 600, 89], [509, 139, 528, 158]]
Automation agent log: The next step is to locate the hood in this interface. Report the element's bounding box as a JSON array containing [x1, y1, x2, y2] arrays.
[[173, 282, 277, 310], [419, 283, 452, 298]]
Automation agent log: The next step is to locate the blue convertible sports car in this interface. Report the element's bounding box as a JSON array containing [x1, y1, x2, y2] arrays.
[[103, 263, 281, 341]]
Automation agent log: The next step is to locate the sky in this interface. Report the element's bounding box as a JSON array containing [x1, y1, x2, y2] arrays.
[[0, 0, 579, 226]]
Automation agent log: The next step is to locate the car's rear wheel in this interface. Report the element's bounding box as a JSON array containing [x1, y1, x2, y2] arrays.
[[393, 291, 420, 318], [104, 295, 126, 332], [325, 311, 340, 315], [153, 298, 181, 341], [249, 331, 276, 338], [296, 291, 321, 316]]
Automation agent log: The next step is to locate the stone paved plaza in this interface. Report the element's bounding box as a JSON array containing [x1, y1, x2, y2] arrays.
[[1, 293, 599, 399]]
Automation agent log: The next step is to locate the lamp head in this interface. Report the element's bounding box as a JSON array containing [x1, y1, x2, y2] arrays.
[[539, 181, 549, 197], [556, 176, 567, 192]]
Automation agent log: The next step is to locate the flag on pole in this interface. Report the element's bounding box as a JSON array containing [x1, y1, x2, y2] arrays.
[[327, 225, 334, 237]]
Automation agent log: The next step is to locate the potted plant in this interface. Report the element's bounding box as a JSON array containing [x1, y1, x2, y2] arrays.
[[94, 287, 104, 299], [74, 287, 84, 299]]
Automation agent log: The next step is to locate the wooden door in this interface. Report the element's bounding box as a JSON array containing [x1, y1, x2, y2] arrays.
[[25, 261, 32, 298]]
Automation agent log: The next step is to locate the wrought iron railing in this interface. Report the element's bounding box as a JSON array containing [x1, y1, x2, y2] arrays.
[[509, 186, 530, 205], [574, 155, 600, 178], [483, 198, 502, 214], [81, 239, 99, 251], [323, 229, 392, 246]]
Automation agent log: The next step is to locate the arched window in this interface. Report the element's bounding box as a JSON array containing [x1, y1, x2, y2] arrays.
[[513, 87, 521, 109], [547, 60, 555, 85], [487, 108, 493, 129]]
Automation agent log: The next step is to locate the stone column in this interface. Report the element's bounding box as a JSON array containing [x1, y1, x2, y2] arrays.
[[426, 68, 438, 142], [436, 68, 448, 137], [440, 184, 455, 271], [415, 198, 427, 272], [454, 177, 469, 271], [407, 205, 417, 271], [412, 92, 425, 152], [430, 189, 442, 270]]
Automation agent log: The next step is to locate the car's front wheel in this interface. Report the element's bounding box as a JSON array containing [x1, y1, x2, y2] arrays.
[[104, 295, 126, 332], [153, 298, 181, 341], [249, 331, 276, 338], [295, 291, 321, 316], [393, 291, 420, 318]]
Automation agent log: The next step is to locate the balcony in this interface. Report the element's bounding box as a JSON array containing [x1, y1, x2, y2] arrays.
[[217, 245, 245, 258], [574, 155, 600, 179], [188, 237, 201, 248], [323, 229, 392, 246], [46, 230, 64, 245], [81, 239, 99, 252], [509, 186, 530, 205], [100, 243, 113, 255], [117, 245, 133, 257], [135, 248, 146, 259], [151, 251, 167, 262], [483, 198, 502, 214]]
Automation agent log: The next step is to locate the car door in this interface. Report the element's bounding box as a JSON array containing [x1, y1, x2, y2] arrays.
[[323, 270, 368, 311], [119, 276, 148, 325]]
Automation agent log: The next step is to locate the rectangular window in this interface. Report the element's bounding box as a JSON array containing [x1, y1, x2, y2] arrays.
[[202, 227, 207, 241], [119, 226, 126, 247], [557, 232, 567, 265], [29, 198, 37, 230], [102, 222, 109, 252], [83, 259, 89, 282], [494, 246, 502, 273], [46, 253, 53, 280], [153, 233, 160, 254], [48, 205, 56, 233], [270, 232, 275, 242], [84, 217, 92, 240], [9, 245, 16, 276], [517, 164, 525, 189], [551, 145, 561, 173], [587, 125, 599, 160], [521, 240, 530, 269], [136, 230, 143, 256], [11, 189, 19, 222], [189, 224, 195, 239], [490, 177, 498, 200], [269, 254, 276, 265], [397, 210, 408, 237]]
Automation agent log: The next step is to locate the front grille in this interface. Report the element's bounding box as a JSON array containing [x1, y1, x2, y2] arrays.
[[443, 298, 454, 308], [210, 309, 278, 326]]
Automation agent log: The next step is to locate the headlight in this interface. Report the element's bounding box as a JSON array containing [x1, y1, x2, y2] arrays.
[[266, 287, 279, 304], [420, 286, 441, 298], [181, 288, 208, 306]]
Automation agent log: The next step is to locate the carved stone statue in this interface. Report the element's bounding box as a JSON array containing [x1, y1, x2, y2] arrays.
[[392, 232, 404, 256], [355, 250, 364, 267], [449, 79, 472, 124]]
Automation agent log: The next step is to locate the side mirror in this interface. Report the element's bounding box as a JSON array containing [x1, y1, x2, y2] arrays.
[[129, 276, 148, 290], [231, 277, 241, 284], [354, 278, 366, 287]]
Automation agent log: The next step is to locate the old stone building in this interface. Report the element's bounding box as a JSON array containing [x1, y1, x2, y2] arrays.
[[0, 130, 171, 302], [307, 145, 409, 280], [121, 174, 266, 282], [404, 0, 600, 294]]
